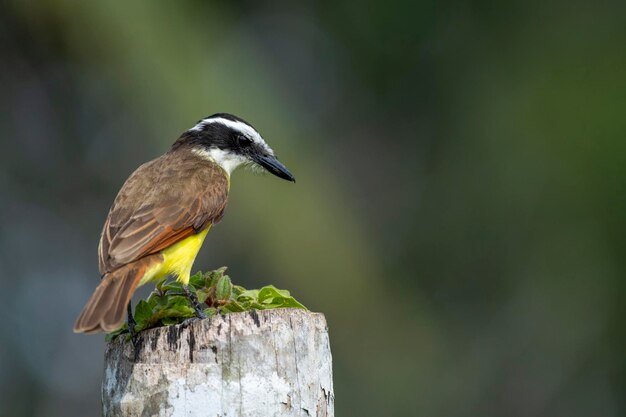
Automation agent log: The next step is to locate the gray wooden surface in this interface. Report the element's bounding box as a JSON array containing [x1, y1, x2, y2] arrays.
[[102, 308, 334, 417]]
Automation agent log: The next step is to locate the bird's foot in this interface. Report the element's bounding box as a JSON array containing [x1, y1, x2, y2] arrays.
[[127, 301, 141, 359], [128, 322, 140, 347], [181, 317, 200, 327], [183, 285, 207, 319]]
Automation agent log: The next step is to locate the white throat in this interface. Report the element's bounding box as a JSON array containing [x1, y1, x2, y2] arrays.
[[192, 147, 247, 176]]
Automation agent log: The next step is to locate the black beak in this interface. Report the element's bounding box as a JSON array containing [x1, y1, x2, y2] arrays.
[[255, 154, 296, 182]]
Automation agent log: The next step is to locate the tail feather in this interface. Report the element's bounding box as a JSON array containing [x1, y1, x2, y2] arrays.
[[73, 255, 162, 334], [103, 265, 141, 327]]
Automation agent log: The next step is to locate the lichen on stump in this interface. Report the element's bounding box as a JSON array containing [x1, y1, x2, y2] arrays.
[[102, 308, 334, 417]]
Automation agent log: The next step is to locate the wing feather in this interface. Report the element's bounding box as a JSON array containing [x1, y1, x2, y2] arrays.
[[98, 150, 229, 274]]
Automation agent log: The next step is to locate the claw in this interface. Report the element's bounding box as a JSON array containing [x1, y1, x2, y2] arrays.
[[182, 317, 200, 328]]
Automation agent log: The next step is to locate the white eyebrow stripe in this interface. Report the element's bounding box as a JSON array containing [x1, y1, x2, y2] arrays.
[[190, 117, 273, 153]]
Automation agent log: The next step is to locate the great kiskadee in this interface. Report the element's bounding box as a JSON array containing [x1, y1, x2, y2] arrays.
[[73, 113, 295, 334]]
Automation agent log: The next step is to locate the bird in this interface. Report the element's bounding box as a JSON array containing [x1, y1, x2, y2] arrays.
[[73, 113, 295, 334]]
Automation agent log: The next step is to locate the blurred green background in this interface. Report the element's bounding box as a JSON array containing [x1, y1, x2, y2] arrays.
[[1, 0, 624, 416]]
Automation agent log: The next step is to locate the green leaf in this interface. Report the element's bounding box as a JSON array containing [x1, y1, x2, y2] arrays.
[[206, 267, 228, 287], [163, 290, 187, 298], [155, 278, 167, 292], [134, 300, 153, 325], [165, 295, 192, 309], [258, 286, 289, 302], [106, 267, 309, 341], [237, 289, 260, 302], [162, 281, 184, 292], [257, 285, 307, 309], [196, 289, 210, 304], [161, 317, 180, 326], [189, 271, 205, 289], [232, 285, 246, 297], [105, 324, 128, 342], [146, 291, 161, 309], [156, 308, 194, 322], [215, 275, 232, 301], [223, 300, 245, 312], [203, 307, 218, 317]]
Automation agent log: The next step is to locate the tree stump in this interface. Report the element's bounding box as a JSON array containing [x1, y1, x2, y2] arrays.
[[102, 308, 334, 417]]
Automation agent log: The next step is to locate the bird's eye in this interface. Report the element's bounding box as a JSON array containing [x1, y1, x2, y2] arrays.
[[237, 135, 252, 147]]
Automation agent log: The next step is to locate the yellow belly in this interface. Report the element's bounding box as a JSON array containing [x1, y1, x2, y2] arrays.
[[139, 227, 210, 286]]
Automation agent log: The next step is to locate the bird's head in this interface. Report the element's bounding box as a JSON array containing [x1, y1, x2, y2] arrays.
[[173, 113, 295, 182]]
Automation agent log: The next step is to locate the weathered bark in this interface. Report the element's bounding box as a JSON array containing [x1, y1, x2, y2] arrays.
[[102, 308, 334, 417]]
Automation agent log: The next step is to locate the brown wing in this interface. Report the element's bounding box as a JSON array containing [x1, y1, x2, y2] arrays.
[[98, 149, 229, 275]]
